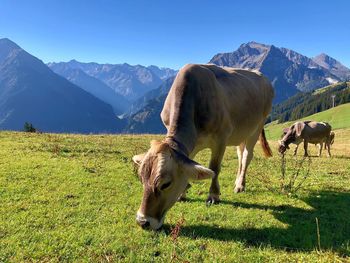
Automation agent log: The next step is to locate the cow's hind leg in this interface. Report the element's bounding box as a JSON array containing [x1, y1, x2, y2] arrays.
[[206, 145, 226, 205], [326, 141, 331, 157], [236, 143, 244, 175], [234, 129, 260, 193], [303, 140, 309, 157]]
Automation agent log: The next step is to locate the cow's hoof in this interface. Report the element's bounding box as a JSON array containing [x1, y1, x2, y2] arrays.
[[234, 185, 245, 193], [206, 195, 220, 206], [177, 196, 187, 202]]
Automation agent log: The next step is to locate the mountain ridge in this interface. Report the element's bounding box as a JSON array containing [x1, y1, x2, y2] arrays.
[[209, 42, 347, 102], [48, 60, 177, 102]]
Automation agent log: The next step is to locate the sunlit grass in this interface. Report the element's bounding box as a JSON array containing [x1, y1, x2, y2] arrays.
[[0, 130, 349, 262]]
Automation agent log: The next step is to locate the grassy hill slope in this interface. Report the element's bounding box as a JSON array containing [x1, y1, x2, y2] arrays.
[[266, 103, 350, 140]]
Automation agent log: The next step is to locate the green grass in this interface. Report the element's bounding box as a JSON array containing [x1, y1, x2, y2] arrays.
[[266, 102, 350, 140], [0, 128, 349, 262]]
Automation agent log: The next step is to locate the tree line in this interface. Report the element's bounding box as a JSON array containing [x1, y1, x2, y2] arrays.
[[268, 82, 350, 123]]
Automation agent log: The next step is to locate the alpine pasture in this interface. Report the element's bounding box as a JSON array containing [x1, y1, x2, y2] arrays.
[[0, 104, 349, 262]]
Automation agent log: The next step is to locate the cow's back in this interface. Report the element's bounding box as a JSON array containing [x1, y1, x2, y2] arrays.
[[303, 121, 332, 143], [161, 64, 274, 149], [205, 65, 274, 126]]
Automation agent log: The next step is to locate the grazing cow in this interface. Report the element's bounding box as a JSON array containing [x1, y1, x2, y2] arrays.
[[279, 121, 333, 157], [133, 64, 274, 230], [281, 127, 335, 156]]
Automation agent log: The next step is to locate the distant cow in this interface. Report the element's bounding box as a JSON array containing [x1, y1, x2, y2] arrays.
[[132, 64, 274, 230], [281, 127, 335, 156], [279, 121, 333, 157]]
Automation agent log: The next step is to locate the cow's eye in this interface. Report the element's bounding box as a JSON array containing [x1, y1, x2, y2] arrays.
[[160, 182, 171, 190]]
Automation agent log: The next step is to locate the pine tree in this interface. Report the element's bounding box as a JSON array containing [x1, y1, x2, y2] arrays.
[[24, 122, 36, 133]]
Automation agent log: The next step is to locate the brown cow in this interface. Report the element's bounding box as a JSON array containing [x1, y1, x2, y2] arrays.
[[279, 121, 333, 157], [133, 64, 274, 230], [281, 127, 335, 156]]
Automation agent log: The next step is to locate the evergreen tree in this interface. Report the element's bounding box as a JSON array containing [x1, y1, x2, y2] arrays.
[[24, 122, 36, 133]]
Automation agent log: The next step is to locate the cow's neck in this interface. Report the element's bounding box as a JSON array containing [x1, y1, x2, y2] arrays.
[[165, 130, 196, 157]]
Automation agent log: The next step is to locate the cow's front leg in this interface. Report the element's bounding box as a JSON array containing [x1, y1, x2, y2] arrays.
[[318, 143, 323, 157], [293, 144, 299, 156], [177, 183, 191, 201], [303, 140, 309, 157], [178, 149, 199, 201], [206, 145, 225, 205]]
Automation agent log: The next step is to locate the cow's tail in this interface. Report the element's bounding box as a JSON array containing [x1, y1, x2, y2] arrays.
[[259, 129, 273, 157]]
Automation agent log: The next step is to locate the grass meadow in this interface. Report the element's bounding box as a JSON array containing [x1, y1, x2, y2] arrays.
[[1, 105, 350, 262]]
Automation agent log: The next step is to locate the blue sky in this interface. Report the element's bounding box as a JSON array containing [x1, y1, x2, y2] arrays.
[[1, 0, 349, 69]]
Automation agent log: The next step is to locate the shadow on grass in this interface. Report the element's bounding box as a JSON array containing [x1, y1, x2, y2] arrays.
[[333, 155, 350, 160], [180, 191, 350, 256]]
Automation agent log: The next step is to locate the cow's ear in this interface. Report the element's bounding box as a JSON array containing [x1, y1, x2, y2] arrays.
[[182, 159, 214, 180], [173, 150, 214, 180], [295, 122, 305, 137], [187, 164, 215, 180], [132, 153, 146, 167]]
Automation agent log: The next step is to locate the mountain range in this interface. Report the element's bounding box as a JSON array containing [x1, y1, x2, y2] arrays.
[[0, 38, 124, 133], [48, 60, 177, 102], [210, 41, 350, 102], [1, 37, 349, 134], [126, 42, 350, 133]]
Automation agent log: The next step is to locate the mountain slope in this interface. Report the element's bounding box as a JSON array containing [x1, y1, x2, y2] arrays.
[[48, 63, 130, 114], [313, 53, 350, 80], [124, 95, 167, 134], [209, 42, 341, 102], [126, 76, 175, 116], [270, 81, 350, 123], [0, 38, 124, 133]]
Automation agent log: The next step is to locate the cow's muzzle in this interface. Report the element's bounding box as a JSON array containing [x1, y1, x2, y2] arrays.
[[136, 211, 164, 230], [278, 141, 289, 154]]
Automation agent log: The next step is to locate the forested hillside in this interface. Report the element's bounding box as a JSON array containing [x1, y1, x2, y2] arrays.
[[270, 82, 350, 123]]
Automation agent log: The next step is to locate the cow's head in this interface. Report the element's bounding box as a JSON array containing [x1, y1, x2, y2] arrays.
[[133, 140, 214, 230], [278, 122, 305, 154]]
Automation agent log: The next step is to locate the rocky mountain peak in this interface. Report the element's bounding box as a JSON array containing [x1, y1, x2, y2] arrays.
[[209, 42, 342, 102], [313, 53, 350, 79]]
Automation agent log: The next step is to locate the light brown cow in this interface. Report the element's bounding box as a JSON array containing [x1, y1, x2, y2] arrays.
[[133, 64, 274, 230], [279, 121, 333, 157]]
